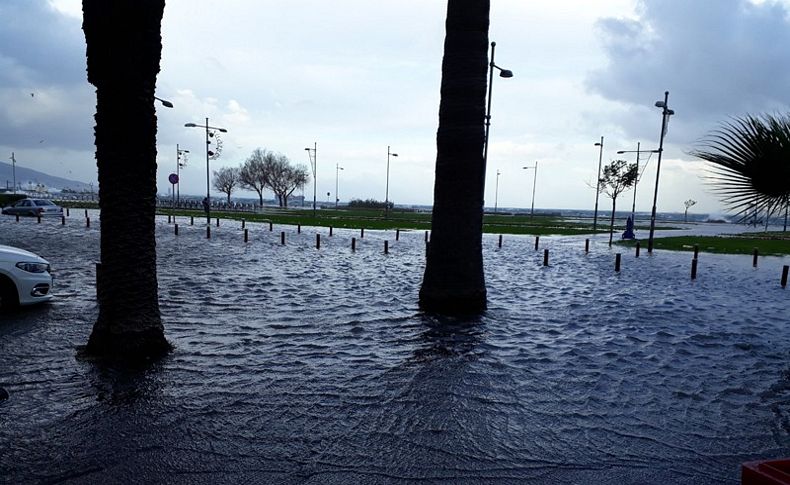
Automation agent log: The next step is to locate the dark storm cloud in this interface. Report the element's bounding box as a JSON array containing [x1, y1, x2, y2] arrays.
[[587, 0, 790, 142], [0, 0, 85, 86]]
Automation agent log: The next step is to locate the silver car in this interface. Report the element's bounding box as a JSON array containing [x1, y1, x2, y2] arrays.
[[1, 198, 63, 217]]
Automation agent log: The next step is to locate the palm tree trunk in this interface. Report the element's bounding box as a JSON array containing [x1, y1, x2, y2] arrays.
[[82, 0, 170, 360], [419, 0, 490, 314]]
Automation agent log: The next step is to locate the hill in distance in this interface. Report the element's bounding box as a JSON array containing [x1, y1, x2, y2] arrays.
[[0, 161, 92, 192]]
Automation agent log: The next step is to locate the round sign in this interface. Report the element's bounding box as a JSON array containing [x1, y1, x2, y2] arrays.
[[168, 173, 179, 184]]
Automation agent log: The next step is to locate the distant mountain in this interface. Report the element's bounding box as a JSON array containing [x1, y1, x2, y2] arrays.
[[0, 161, 92, 192]]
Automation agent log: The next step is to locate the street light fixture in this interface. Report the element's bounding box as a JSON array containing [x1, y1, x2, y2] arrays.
[[522, 161, 538, 218], [10, 152, 16, 195], [648, 91, 675, 253], [494, 169, 501, 213], [154, 96, 174, 108], [593, 136, 604, 231], [483, 41, 513, 181], [385, 145, 398, 217], [175, 144, 189, 205], [305, 143, 317, 216], [335, 163, 344, 209], [185, 118, 228, 227], [617, 143, 660, 223]]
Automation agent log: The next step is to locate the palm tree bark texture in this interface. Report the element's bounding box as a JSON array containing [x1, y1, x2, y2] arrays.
[[82, 0, 170, 359], [420, 0, 490, 314]]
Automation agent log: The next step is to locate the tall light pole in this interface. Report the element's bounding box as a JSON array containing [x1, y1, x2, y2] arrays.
[[494, 169, 501, 213], [483, 42, 513, 188], [617, 143, 660, 223], [648, 91, 675, 253], [385, 145, 398, 217], [185, 118, 227, 227], [175, 144, 189, 205], [10, 152, 16, 195], [335, 163, 344, 209], [305, 143, 317, 216], [523, 161, 538, 218], [593, 136, 604, 231]]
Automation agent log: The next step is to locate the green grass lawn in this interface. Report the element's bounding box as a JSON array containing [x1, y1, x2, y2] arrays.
[[616, 234, 790, 256]]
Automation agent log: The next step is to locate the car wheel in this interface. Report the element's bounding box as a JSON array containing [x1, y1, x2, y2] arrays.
[[0, 276, 19, 310]]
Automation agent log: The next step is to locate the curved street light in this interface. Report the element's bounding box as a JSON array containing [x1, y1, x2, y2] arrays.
[[523, 162, 538, 218], [593, 136, 604, 231], [647, 91, 675, 253], [305, 143, 317, 216], [335, 163, 344, 209], [494, 169, 501, 213], [185, 118, 228, 227], [483, 41, 513, 189], [385, 146, 398, 217]]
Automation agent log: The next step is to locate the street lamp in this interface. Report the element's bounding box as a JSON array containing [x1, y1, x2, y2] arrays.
[[522, 161, 538, 218], [617, 143, 660, 223], [335, 163, 344, 209], [593, 136, 604, 231], [305, 143, 317, 216], [385, 146, 398, 217], [483, 41, 513, 180], [494, 169, 501, 213], [185, 118, 228, 227], [175, 144, 189, 205], [647, 91, 675, 253], [9, 152, 16, 195]]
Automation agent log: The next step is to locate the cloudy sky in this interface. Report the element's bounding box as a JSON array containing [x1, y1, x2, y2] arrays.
[[2, 0, 790, 215]]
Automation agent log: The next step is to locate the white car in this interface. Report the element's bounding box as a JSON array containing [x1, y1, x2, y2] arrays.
[[0, 244, 54, 309]]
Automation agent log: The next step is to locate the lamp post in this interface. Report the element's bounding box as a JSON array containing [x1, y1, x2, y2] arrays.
[[385, 145, 398, 217], [593, 136, 604, 231], [10, 152, 16, 195], [522, 161, 538, 218], [176, 144, 189, 205], [305, 143, 317, 217], [648, 91, 675, 253], [483, 42, 513, 187], [335, 163, 344, 209], [617, 143, 660, 223], [494, 169, 501, 213], [185, 118, 228, 227]]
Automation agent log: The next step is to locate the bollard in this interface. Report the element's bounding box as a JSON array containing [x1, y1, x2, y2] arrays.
[[425, 231, 429, 243], [37, 215, 41, 224], [61, 216, 65, 226], [316, 233, 321, 249], [615, 253, 621, 272], [84, 209, 88, 218], [206, 226, 211, 239], [281, 231, 285, 245], [352, 237, 356, 251], [329, 226, 333, 237], [782, 265, 789, 288], [175, 224, 179, 236], [15, 214, 19, 222], [244, 228, 248, 243], [384, 240, 389, 254], [693, 244, 699, 259], [269, 222, 273, 231], [543, 248, 549, 266], [242, 219, 245, 229], [216, 218, 220, 227], [635, 242, 641, 257], [361, 228, 365, 238], [498, 235, 503, 248], [691, 258, 698, 280], [396, 228, 400, 241], [190, 216, 194, 225], [86, 217, 90, 228], [168, 215, 171, 223], [753, 248, 759, 267], [535, 236, 540, 251], [298, 224, 301, 234], [585, 238, 589, 253], [66, 208, 70, 217]]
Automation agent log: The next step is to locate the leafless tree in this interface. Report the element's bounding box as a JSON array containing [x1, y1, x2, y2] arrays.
[[240, 148, 271, 207], [213, 166, 240, 203], [239, 148, 310, 208]]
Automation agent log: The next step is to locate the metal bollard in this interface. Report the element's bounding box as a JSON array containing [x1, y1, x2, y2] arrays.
[[86, 217, 90, 228], [352, 237, 356, 251], [635, 242, 641, 257], [615, 253, 621, 272], [316, 233, 321, 249], [535, 236, 540, 251], [691, 258, 698, 280], [498, 235, 503, 248], [782, 265, 789, 288], [216, 218, 220, 227], [329, 226, 333, 237], [543, 249, 549, 266], [269, 222, 273, 231], [242, 219, 245, 229], [585, 238, 589, 253], [384, 240, 389, 254], [360, 228, 365, 238], [175, 224, 179, 236], [168, 215, 171, 223], [61, 216, 65, 225], [206, 226, 211, 239], [281, 232, 285, 245], [693, 244, 699, 259], [37, 215, 41, 223], [85, 209, 88, 218], [15, 214, 19, 222], [66, 208, 70, 217], [244, 228, 248, 243], [396, 229, 400, 241], [298, 224, 301, 234], [753, 248, 759, 267], [190, 216, 194, 225]]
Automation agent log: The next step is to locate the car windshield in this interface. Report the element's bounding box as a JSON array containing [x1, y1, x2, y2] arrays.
[[33, 200, 56, 206]]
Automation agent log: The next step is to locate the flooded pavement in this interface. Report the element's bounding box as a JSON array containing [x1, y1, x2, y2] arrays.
[[1, 212, 789, 484]]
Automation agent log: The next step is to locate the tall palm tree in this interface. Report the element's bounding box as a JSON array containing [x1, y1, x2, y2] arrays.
[[82, 0, 170, 359], [691, 114, 790, 228], [419, 0, 490, 314]]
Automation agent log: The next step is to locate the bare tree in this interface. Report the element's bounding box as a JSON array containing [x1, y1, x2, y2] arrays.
[[213, 166, 240, 203], [599, 159, 638, 246], [267, 155, 309, 208], [683, 199, 697, 222], [240, 148, 270, 207]]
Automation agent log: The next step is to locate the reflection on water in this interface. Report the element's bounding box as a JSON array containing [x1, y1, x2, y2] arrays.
[[1, 214, 789, 484]]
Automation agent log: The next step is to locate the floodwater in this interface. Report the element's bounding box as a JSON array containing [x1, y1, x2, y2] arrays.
[[1, 212, 789, 484]]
